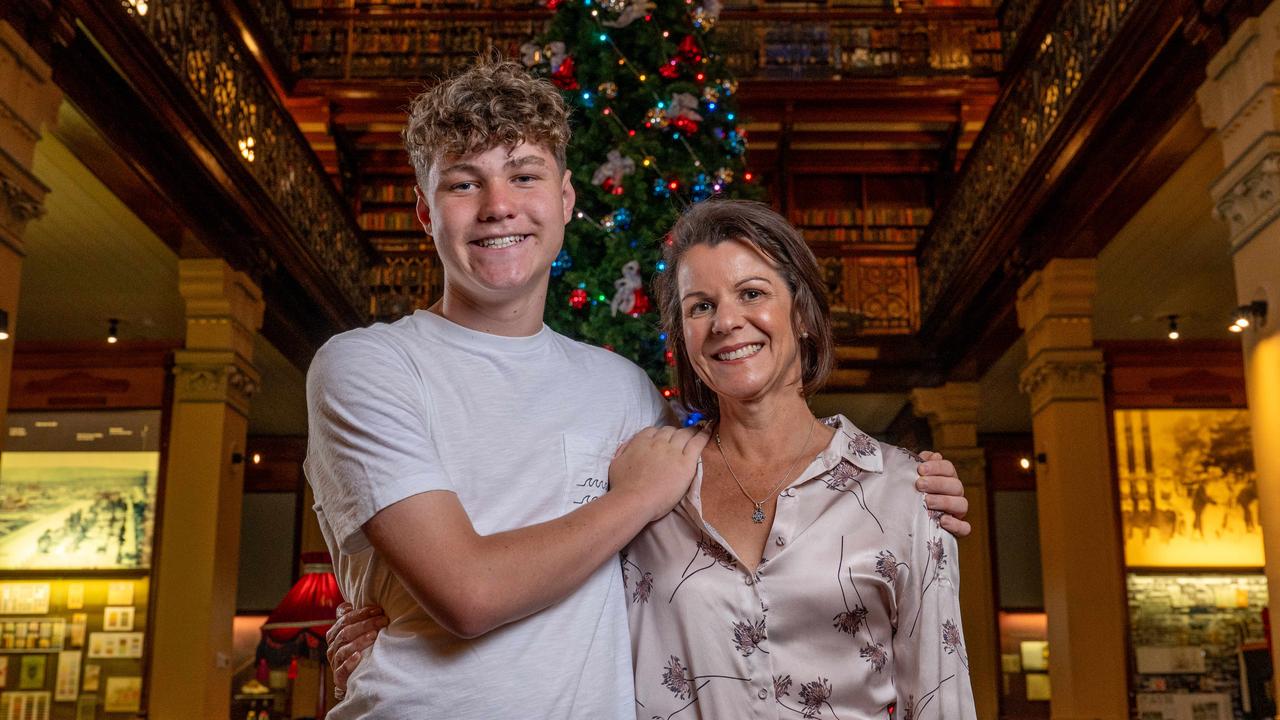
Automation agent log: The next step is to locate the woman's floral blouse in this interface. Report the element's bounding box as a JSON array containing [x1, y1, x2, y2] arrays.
[[622, 416, 975, 720]]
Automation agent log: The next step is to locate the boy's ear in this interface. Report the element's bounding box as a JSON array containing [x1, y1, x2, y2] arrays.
[[414, 186, 432, 234], [561, 169, 576, 225]]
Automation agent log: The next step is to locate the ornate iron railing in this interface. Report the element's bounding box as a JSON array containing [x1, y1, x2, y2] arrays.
[[119, 0, 372, 317], [998, 0, 1045, 61], [918, 0, 1134, 318]]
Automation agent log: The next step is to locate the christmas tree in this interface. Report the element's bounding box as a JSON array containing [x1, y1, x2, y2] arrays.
[[519, 0, 756, 391]]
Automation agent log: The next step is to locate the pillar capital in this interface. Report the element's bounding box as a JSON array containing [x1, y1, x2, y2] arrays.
[[911, 382, 980, 453], [1019, 349, 1106, 415], [171, 350, 261, 417]]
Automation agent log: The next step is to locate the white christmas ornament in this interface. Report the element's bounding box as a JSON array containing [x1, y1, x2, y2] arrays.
[[666, 93, 704, 122], [592, 149, 637, 187], [610, 260, 644, 317], [602, 0, 654, 28]]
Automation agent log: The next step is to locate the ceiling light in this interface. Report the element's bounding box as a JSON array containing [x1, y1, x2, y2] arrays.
[[107, 318, 119, 344], [0, 309, 8, 341], [1166, 315, 1180, 340], [1018, 457, 1032, 471]]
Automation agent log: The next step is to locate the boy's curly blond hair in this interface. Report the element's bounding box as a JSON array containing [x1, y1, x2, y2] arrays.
[[403, 57, 571, 187]]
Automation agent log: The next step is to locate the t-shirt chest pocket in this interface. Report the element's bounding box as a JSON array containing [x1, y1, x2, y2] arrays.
[[562, 433, 619, 509]]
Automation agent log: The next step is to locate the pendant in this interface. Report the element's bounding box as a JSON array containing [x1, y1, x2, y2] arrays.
[[751, 506, 765, 523]]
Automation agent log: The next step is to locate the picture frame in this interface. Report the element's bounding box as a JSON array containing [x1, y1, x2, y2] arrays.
[[17, 656, 43, 691], [102, 607, 134, 633], [53, 652, 78, 701], [103, 676, 141, 713], [1113, 408, 1261, 568], [0, 411, 160, 571]]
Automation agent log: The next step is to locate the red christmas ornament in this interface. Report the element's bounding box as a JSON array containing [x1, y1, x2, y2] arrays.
[[670, 115, 700, 135], [569, 288, 589, 309], [546, 0, 562, 9], [628, 288, 651, 317], [677, 35, 703, 64], [600, 176, 616, 193], [658, 61, 680, 79], [551, 56, 579, 90]]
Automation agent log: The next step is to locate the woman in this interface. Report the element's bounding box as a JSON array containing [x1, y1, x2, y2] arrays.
[[330, 200, 975, 718]]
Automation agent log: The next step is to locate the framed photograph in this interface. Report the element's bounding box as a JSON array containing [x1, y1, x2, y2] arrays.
[[0, 691, 49, 720], [1114, 409, 1261, 568], [53, 652, 78, 701], [102, 607, 134, 632], [86, 632, 143, 659], [17, 656, 43, 690], [81, 665, 99, 693], [0, 411, 160, 570], [103, 676, 141, 713]]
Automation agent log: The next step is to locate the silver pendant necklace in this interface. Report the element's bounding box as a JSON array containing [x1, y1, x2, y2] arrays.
[[714, 419, 816, 523]]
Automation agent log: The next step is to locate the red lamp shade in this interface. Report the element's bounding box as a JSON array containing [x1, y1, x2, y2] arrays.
[[261, 552, 343, 647]]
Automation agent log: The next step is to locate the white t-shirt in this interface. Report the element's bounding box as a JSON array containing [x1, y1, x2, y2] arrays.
[[305, 310, 667, 719]]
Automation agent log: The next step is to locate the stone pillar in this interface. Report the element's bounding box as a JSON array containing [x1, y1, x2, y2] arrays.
[[1015, 259, 1128, 719], [149, 260, 263, 719], [911, 382, 999, 719], [1198, 3, 1280, 686], [0, 21, 61, 445]]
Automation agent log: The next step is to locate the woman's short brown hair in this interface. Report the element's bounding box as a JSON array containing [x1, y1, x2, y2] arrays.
[[654, 199, 834, 420], [403, 56, 571, 188]]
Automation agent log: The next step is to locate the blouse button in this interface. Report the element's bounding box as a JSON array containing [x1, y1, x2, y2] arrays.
[[744, 576, 754, 586], [757, 689, 769, 700], [775, 536, 786, 546]]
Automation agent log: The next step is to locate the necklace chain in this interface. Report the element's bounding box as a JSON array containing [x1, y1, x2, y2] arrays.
[[714, 419, 816, 524]]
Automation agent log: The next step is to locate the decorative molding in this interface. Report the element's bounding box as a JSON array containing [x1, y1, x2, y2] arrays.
[[1212, 150, 1280, 243], [920, 0, 1138, 319], [0, 174, 45, 222], [1018, 357, 1105, 397], [172, 355, 260, 414]]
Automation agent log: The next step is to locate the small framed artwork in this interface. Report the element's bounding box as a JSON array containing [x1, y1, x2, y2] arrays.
[[102, 607, 134, 633], [53, 652, 78, 701], [17, 656, 44, 690], [103, 676, 141, 713], [67, 615, 85, 650], [80, 665, 99, 693], [86, 632, 143, 659]]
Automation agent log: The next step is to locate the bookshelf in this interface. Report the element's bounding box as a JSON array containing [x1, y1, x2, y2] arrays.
[[790, 174, 933, 253], [357, 177, 442, 321]]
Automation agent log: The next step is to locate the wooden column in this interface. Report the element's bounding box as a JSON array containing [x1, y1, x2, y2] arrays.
[[1015, 259, 1128, 719], [0, 21, 61, 446], [149, 260, 263, 718], [1198, 4, 1280, 689], [911, 382, 999, 719]]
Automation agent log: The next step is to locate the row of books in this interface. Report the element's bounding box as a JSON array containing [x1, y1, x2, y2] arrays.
[[295, 20, 539, 57], [359, 211, 419, 231], [293, 0, 543, 8], [803, 227, 925, 244], [792, 207, 933, 226], [360, 184, 417, 203]]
